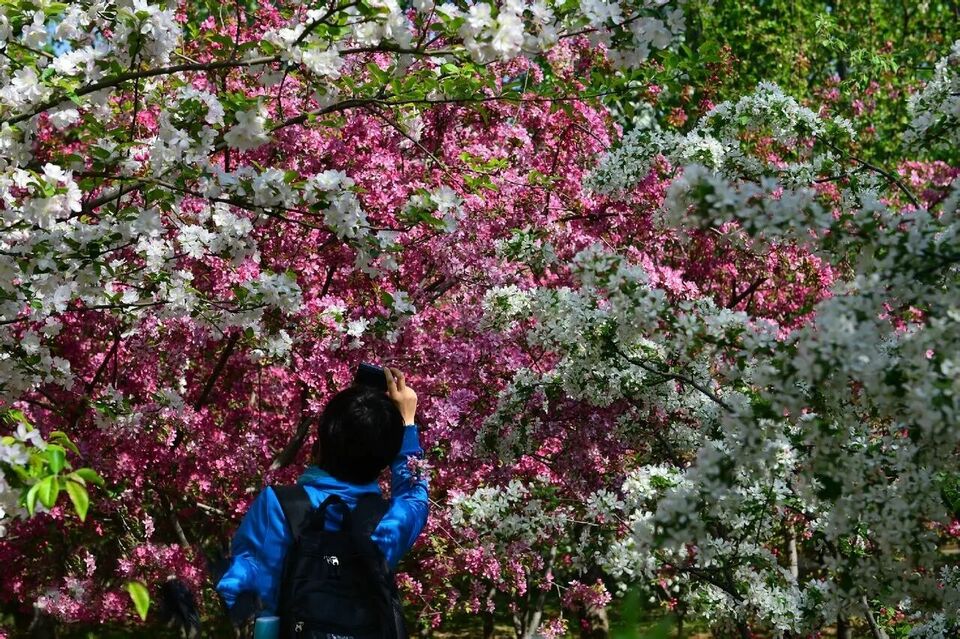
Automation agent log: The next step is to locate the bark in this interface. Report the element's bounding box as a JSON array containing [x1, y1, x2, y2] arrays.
[[515, 546, 557, 639], [578, 604, 610, 639], [836, 613, 853, 639], [483, 587, 497, 639], [483, 611, 496, 639], [28, 606, 57, 639], [787, 528, 799, 580], [270, 414, 313, 470], [862, 595, 889, 639], [577, 567, 611, 639]]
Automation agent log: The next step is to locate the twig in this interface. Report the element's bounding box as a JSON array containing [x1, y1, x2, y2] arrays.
[[817, 136, 920, 208], [194, 332, 241, 411], [615, 346, 734, 412], [861, 595, 889, 639]]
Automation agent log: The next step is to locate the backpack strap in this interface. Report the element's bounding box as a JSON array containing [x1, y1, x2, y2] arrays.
[[271, 486, 312, 540], [350, 493, 391, 556], [274, 486, 346, 541]]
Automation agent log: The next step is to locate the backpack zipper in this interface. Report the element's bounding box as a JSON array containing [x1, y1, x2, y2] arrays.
[[325, 555, 340, 578]]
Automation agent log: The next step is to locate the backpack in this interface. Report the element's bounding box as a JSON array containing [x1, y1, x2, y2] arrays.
[[273, 486, 408, 639]]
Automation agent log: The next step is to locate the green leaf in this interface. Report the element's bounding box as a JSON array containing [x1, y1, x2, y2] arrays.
[[49, 431, 80, 454], [44, 2, 69, 16], [71, 468, 106, 487], [47, 446, 66, 474], [25, 482, 41, 516], [126, 582, 151, 621], [65, 480, 90, 522], [4, 409, 27, 424], [36, 475, 60, 509]]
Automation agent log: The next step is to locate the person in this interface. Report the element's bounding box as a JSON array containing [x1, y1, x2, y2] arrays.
[[216, 366, 428, 625]]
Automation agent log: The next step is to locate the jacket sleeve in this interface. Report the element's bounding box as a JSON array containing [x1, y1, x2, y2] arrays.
[[372, 425, 430, 570], [216, 487, 291, 615]]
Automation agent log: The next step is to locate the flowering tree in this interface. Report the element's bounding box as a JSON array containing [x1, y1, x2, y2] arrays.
[[1, 0, 958, 638], [484, 45, 960, 638], [0, 0, 695, 633]]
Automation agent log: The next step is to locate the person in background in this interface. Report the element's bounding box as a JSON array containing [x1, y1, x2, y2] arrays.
[[216, 366, 428, 627]]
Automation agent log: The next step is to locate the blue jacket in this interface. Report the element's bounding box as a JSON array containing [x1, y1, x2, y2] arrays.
[[216, 425, 429, 614]]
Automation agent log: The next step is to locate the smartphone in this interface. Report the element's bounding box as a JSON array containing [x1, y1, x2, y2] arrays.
[[354, 362, 388, 391]]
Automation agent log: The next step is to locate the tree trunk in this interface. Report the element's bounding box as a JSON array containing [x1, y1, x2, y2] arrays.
[[787, 529, 799, 580], [483, 586, 497, 639], [514, 546, 557, 639], [578, 603, 610, 639], [577, 567, 611, 639], [28, 606, 57, 639], [836, 613, 853, 639], [483, 611, 495, 639]]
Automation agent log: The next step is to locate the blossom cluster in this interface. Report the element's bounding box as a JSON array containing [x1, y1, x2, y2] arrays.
[[905, 40, 960, 153], [0, 2, 956, 638], [482, 45, 960, 636]]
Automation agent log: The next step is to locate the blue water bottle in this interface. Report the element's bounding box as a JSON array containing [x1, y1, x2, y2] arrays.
[[253, 615, 280, 639]]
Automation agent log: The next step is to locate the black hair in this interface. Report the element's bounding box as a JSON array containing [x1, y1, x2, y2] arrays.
[[312, 385, 405, 484]]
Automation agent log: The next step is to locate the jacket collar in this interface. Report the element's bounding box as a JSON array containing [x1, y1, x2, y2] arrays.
[[297, 465, 382, 496]]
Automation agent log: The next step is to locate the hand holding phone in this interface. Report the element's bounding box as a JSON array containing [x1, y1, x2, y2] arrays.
[[384, 367, 417, 426], [355, 362, 417, 425]]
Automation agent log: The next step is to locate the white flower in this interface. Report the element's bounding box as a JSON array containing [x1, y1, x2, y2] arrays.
[[223, 107, 271, 150], [14, 422, 45, 449], [21, 11, 48, 50], [42, 164, 69, 184], [5, 67, 46, 108], [580, 0, 623, 26], [346, 317, 369, 337], [48, 108, 81, 130], [490, 9, 525, 59], [302, 48, 344, 79], [391, 290, 417, 315], [464, 4, 493, 34], [431, 186, 462, 213]]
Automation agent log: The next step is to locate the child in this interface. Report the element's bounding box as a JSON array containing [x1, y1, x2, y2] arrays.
[[216, 367, 428, 628]]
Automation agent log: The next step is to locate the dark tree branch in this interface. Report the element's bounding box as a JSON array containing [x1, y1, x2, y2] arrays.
[[269, 414, 313, 470], [728, 276, 766, 309], [5, 56, 281, 126], [817, 136, 920, 208], [194, 332, 241, 412], [87, 328, 123, 394], [614, 346, 734, 412]]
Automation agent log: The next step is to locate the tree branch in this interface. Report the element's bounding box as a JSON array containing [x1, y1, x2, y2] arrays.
[[5, 56, 281, 126], [269, 413, 313, 470], [817, 136, 920, 208], [861, 595, 889, 639], [194, 332, 241, 411], [614, 346, 734, 412], [728, 276, 766, 309]]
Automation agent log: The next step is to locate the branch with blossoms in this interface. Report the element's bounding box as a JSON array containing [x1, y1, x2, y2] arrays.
[[0, 0, 692, 628], [480, 45, 960, 636]]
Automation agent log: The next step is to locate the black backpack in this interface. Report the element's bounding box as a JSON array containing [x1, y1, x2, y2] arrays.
[[273, 486, 408, 639]]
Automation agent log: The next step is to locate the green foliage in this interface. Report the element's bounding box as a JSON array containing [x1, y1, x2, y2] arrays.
[[938, 472, 960, 518], [612, 588, 676, 639], [592, 0, 960, 165], [1, 410, 104, 522], [125, 581, 151, 621]]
